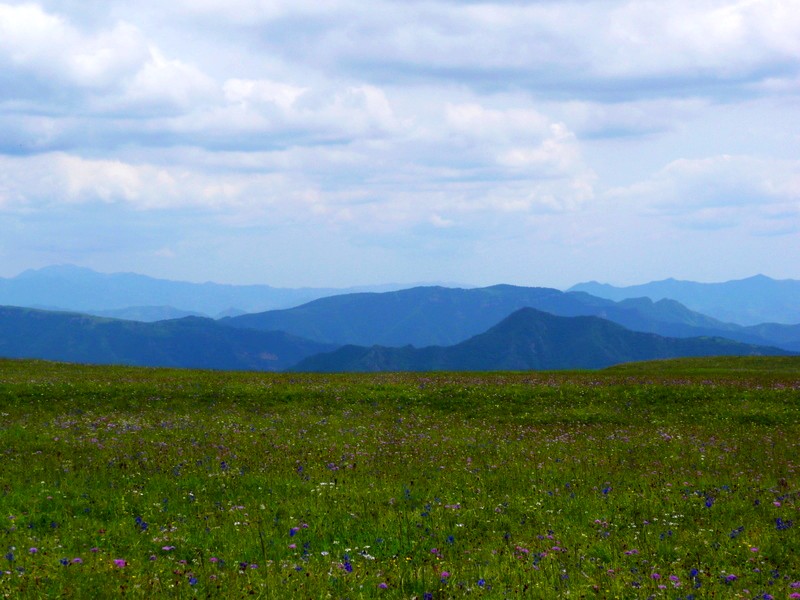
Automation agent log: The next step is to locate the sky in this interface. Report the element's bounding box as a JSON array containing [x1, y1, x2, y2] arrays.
[[0, 0, 798, 289]]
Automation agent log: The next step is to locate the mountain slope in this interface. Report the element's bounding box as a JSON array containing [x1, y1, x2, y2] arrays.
[[570, 275, 800, 325], [0, 306, 334, 371], [223, 285, 798, 351], [88, 306, 207, 322], [291, 308, 790, 372]]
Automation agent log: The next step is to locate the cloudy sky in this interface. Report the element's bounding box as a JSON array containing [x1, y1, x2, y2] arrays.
[[1, 1, 798, 288]]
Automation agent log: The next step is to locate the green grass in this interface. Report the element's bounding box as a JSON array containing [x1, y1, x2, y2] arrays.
[[0, 357, 799, 598]]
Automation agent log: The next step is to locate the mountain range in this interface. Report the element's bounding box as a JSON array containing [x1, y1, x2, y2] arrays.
[[0, 306, 334, 371], [570, 275, 800, 326], [0, 266, 797, 372], [223, 285, 800, 352], [0, 304, 787, 373], [0, 265, 422, 319], [291, 308, 788, 372]]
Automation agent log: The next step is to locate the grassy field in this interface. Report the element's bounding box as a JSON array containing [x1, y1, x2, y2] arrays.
[[0, 356, 799, 598]]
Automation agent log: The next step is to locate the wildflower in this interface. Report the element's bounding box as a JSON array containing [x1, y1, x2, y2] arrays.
[[652, 573, 661, 580], [288, 544, 296, 550], [113, 559, 127, 568], [378, 582, 388, 589], [209, 557, 220, 563], [28, 548, 38, 554], [725, 574, 737, 583], [162, 546, 175, 551], [149, 555, 157, 561], [290, 527, 299, 537], [750, 547, 759, 552], [789, 594, 800, 599], [441, 571, 450, 580], [59, 558, 69, 566], [729, 526, 744, 538], [188, 577, 198, 586], [71, 558, 83, 564], [477, 579, 486, 587], [90, 547, 99, 553]]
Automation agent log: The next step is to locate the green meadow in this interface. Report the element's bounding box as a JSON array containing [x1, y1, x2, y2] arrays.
[[1, 357, 799, 598]]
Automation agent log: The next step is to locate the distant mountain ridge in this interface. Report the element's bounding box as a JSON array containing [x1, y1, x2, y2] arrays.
[[570, 275, 800, 326], [0, 306, 334, 371], [291, 308, 789, 372], [0, 265, 429, 317], [223, 284, 800, 352]]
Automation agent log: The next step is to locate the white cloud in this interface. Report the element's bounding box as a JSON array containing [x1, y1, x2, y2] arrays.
[[610, 154, 800, 232], [0, 1, 798, 286], [223, 79, 308, 111], [175, 0, 799, 98], [0, 3, 217, 116], [171, 0, 357, 23], [0, 3, 148, 90], [118, 47, 219, 112], [550, 98, 711, 138], [0, 152, 298, 213], [445, 103, 551, 141]]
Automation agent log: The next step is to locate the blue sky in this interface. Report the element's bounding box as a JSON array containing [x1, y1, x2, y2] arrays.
[[0, 0, 798, 288]]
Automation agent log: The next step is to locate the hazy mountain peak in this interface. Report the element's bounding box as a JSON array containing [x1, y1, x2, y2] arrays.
[[569, 275, 800, 325]]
